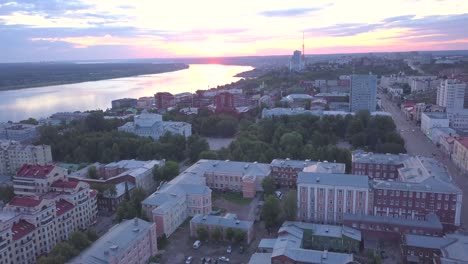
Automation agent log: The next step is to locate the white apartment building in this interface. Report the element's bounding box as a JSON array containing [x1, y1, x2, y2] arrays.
[[0, 140, 52, 176], [118, 112, 191, 140], [350, 74, 377, 113], [297, 172, 372, 224], [69, 218, 157, 264], [0, 164, 97, 263], [452, 137, 468, 174], [0, 123, 39, 142], [437, 79, 466, 111]]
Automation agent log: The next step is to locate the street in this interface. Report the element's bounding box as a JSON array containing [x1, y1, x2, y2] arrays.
[[379, 91, 468, 229]]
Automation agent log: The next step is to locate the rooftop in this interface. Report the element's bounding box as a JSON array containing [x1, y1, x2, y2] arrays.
[[352, 151, 409, 165], [344, 213, 443, 230], [12, 220, 36, 241], [16, 164, 56, 179], [69, 218, 154, 264], [51, 180, 79, 189], [404, 234, 451, 249], [248, 253, 272, 264], [191, 213, 253, 230], [56, 199, 74, 216], [9, 196, 42, 207], [423, 112, 448, 119], [270, 159, 345, 174], [455, 137, 468, 149], [103, 181, 135, 198], [281, 221, 361, 241], [297, 172, 370, 189]]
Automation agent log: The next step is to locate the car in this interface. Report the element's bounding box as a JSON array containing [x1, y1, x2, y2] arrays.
[[193, 240, 201, 249], [218, 256, 230, 262], [227, 245, 232, 254], [204, 257, 212, 263], [239, 246, 244, 254], [185, 256, 193, 264], [275, 191, 283, 199], [380, 250, 388, 259]]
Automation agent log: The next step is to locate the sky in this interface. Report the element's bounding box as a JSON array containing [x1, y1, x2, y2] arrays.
[[0, 0, 467, 62]]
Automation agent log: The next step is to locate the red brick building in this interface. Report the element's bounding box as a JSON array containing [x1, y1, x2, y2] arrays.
[[214, 92, 236, 113], [154, 92, 175, 110], [351, 151, 409, 180]]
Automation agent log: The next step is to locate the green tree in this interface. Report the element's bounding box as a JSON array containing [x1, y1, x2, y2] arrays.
[[197, 227, 209, 241], [187, 135, 210, 162], [50, 242, 78, 259], [233, 229, 246, 244], [279, 132, 303, 159], [68, 231, 91, 251], [212, 227, 222, 241], [283, 190, 297, 221], [262, 195, 281, 231], [199, 150, 218, 160], [87, 166, 99, 180], [86, 229, 99, 242], [111, 143, 120, 161], [262, 176, 276, 196], [0, 186, 14, 203], [37, 256, 66, 264], [225, 227, 235, 241], [19, 117, 39, 125]]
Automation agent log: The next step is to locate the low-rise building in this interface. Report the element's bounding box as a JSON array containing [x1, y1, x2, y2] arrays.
[[0, 140, 52, 176], [111, 98, 137, 109], [270, 159, 345, 187], [256, 221, 355, 264], [190, 213, 254, 244], [118, 112, 192, 140], [401, 233, 468, 264], [69, 218, 157, 264], [98, 181, 135, 212], [421, 112, 450, 138], [452, 137, 468, 174]]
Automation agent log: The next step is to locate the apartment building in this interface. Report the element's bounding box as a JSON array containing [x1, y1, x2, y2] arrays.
[[190, 213, 254, 244], [0, 140, 52, 176], [270, 159, 345, 187], [118, 112, 191, 140], [0, 165, 97, 263], [13, 164, 66, 196], [297, 172, 373, 224], [350, 74, 377, 113], [351, 151, 409, 180], [452, 137, 468, 173], [69, 218, 157, 264], [420, 112, 450, 137], [0, 123, 39, 143]]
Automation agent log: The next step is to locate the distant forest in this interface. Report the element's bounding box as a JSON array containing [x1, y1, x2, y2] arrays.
[[0, 63, 189, 91]]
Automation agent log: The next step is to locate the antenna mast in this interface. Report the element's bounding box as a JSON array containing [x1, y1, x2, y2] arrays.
[[302, 32, 305, 57]]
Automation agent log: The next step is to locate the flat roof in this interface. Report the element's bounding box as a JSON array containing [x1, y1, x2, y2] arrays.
[[191, 213, 253, 230], [423, 112, 448, 119], [352, 151, 409, 165], [298, 172, 370, 189]]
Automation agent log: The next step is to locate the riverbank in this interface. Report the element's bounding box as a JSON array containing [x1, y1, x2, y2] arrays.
[[0, 63, 189, 91]]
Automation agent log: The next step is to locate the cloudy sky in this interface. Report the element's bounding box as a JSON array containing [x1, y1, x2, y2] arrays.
[[0, 0, 467, 62]]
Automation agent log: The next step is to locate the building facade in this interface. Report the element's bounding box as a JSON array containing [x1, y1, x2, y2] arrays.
[[0, 164, 98, 263], [0, 140, 52, 176], [297, 172, 373, 224], [421, 112, 449, 137], [0, 123, 39, 143], [154, 92, 175, 110], [70, 218, 157, 264], [452, 137, 468, 174], [436, 79, 466, 112], [111, 98, 137, 109], [350, 74, 377, 113], [270, 159, 345, 187], [351, 151, 408, 180]]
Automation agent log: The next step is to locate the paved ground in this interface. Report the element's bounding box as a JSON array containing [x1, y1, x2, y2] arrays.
[[94, 211, 115, 236], [204, 137, 235, 151], [159, 220, 261, 264], [380, 90, 468, 229]]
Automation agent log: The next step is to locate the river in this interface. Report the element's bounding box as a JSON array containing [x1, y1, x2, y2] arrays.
[[0, 64, 253, 122]]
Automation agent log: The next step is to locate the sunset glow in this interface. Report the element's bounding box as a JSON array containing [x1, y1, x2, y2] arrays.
[[1, 0, 467, 62]]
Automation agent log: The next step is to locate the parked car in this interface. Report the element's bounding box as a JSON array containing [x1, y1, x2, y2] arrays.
[[193, 240, 201, 249], [218, 256, 230, 262], [227, 245, 232, 254], [239, 246, 244, 254], [275, 191, 283, 200], [380, 250, 388, 259], [185, 256, 193, 264]]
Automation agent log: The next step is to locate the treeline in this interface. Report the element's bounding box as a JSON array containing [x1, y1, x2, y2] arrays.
[[36, 111, 209, 163], [163, 108, 241, 138], [210, 111, 405, 171]]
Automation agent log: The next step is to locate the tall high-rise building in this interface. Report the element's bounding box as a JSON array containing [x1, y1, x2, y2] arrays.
[[289, 50, 305, 72], [350, 74, 377, 112], [437, 79, 466, 111]]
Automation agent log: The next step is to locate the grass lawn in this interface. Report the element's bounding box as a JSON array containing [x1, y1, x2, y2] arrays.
[[212, 191, 252, 205]]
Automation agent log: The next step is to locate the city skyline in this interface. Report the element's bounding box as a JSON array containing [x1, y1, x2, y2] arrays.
[[0, 0, 467, 62]]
